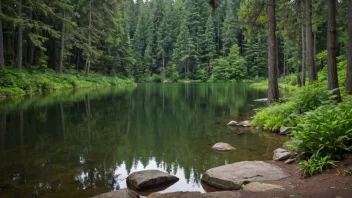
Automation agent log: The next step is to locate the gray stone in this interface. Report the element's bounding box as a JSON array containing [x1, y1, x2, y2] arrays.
[[147, 191, 241, 198], [212, 142, 236, 151], [227, 120, 238, 126], [236, 120, 251, 127], [254, 98, 268, 102], [280, 127, 294, 135], [242, 182, 284, 192], [126, 170, 179, 190], [285, 157, 297, 164], [201, 161, 290, 190], [92, 189, 139, 198], [273, 148, 293, 161]]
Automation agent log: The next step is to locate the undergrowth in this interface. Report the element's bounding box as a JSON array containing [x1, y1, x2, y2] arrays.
[[0, 68, 135, 97]]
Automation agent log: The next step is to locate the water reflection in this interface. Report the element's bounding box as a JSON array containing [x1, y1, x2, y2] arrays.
[[0, 83, 287, 197]]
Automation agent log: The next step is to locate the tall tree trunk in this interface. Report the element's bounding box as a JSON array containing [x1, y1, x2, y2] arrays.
[[347, 0, 352, 94], [302, 24, 306, 86], [59, 11, 65, 73], [327, 0, 341, 101], [85, 0, 92, 76], [296, 43, 302, 87], [267, 0, 279, 103], [16, 0, 23, 71], [0, 0, 5, 68], [306, 0, 317, 83]]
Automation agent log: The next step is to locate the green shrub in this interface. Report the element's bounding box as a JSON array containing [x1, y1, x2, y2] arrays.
[[291, 85, 330, 114], [286, 102, 352, 159], [252, 101, 295, 131], [151, 74, 164, 83], [298, 153, 336, 176]]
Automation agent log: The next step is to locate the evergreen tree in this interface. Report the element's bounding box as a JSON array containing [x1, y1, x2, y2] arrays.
[[202, 14, 217, 74], [222, 1, 239, 56]]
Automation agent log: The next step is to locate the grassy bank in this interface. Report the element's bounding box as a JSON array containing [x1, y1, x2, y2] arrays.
[[0, 69, 135, 97], [251, 74, 352, 176]]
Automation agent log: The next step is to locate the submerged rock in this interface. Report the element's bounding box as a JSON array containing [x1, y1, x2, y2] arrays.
[[227, 120, 238, 126], [236, 120, 251, 127], [92, 189, 139, 198], [126, 170, 179, 190], [201, 161, 290, 190], [273, 148, 293, 161], [212, 142, 236, 151], [242, 182, 284, 192]]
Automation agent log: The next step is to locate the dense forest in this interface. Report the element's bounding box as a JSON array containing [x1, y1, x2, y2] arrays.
[[0, 0, 350, 87]]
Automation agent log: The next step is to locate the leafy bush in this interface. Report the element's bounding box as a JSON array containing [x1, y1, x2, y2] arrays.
[[286, 102, 352, 159], [151, 74, 164, 83], [298, 153, 336, 176], [291, 85, 330, 114], [252, 101, 295, 131]]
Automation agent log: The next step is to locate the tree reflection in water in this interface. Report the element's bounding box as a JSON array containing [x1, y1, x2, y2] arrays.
[[0, 83, 287, 197]]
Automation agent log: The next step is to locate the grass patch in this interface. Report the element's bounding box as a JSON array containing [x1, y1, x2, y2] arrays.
[[0, 68, 135, 97]]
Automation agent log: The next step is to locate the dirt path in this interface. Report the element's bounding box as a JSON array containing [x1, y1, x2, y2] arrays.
[[238, 158, 352, 198]]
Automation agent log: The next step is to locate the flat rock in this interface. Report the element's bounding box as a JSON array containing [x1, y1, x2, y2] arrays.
[[285, 157, 297, 164], [201, 161, 290, 190], [92, 189, 139, 198], [273, 148, 293, 161], [227, 120, 238, 126], [242, 182, 284, 192], [126, 170, 179, 190], [212, 142, 236, 151], [236, 120, 251, 127], [253, 98, 268, 102], [147, 191, 241, 198], [280, 127, 294, 135]]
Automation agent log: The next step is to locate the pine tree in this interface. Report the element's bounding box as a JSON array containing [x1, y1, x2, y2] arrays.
[[202, 14, 217, 74], [222, 1, 239, 56], [173, 18, 197, 77]]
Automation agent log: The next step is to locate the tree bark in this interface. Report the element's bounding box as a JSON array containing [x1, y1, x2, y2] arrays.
[[16, 0, 23, 71], [0, 0, 5, 68], [302, 24, 306, 86], [327, 0, 341, 101], [267, 0, 279, 103], [347, 0, 352, 94], [306, 0, 317, 83]]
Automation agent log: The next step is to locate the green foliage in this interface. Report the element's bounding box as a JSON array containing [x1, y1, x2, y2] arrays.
[[287, 102, 352, 159], [252, 102, 295, 131], [151, 74, 164, 83], [298, 154, 336, 176], [209, 58, 231, 82], [0, 69, 135, 97], [291, 85, 330, 114]]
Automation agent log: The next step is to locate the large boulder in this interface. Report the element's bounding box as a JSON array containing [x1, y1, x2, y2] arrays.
[[201, 161, 290, 190], [147, 191, 241, 198], [212, 142, 236, 151], [126, 170, 179, 190], [273, 148, 293, 161], [236, 120, 251, 127], [92, 189, 139, 198]]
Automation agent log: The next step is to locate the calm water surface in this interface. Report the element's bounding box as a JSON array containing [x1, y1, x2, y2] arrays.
[[0, 83, 287, 197]]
